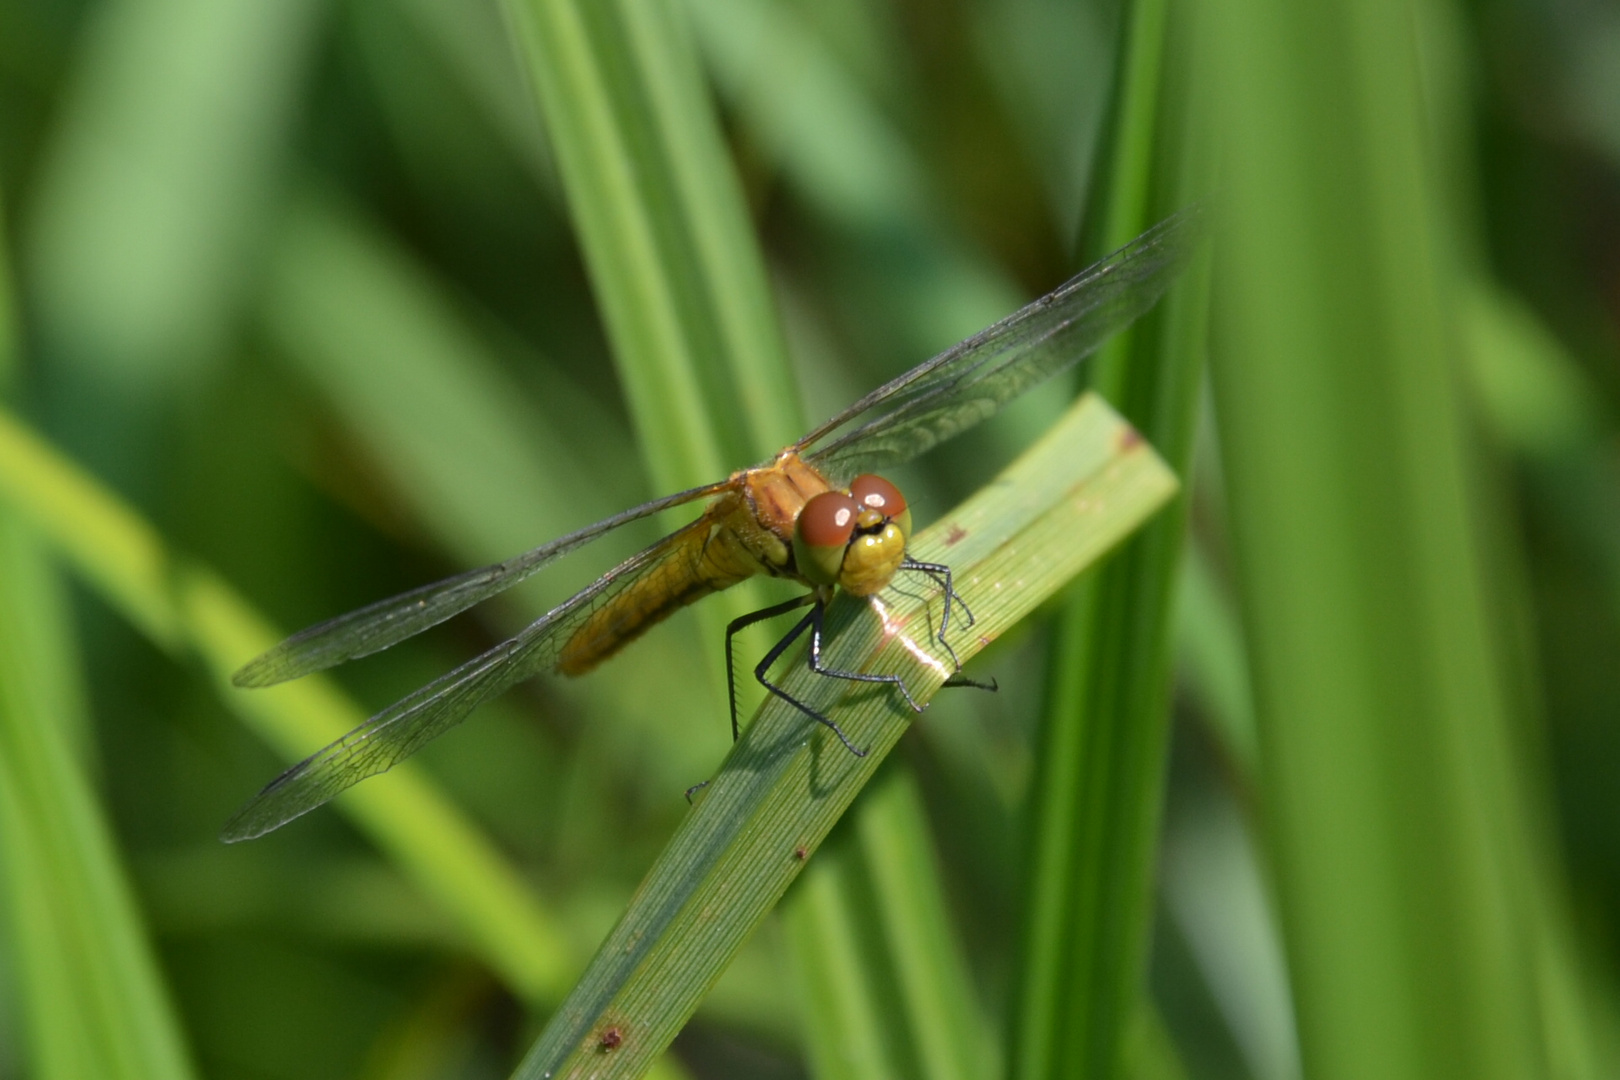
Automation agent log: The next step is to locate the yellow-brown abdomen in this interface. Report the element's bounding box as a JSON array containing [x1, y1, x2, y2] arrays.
[[556, 509, 766, 676]]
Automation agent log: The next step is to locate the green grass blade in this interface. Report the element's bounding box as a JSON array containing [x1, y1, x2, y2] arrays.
[[0, 407, 573, 1007], [0, 515, 198, 1080], [499, 0, 793, 761], [0, 192, 196, 1076], [787, 762, 995, 1080], [500, 0, 798, 482], [511, 392, 1178, 1080], [784, 842, 901, 1080], [845, 764, 993, 1080], [1204, 0, 1551, 1075], [1008, 0, 1212, 1075]]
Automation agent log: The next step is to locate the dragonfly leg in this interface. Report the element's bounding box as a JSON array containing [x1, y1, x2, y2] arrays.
[[899, 558, 996, 692], [728, 593, 818, 741], [808, 599, 928, 716], [753, 602, 868, 757], [899, 558, 969, 666]]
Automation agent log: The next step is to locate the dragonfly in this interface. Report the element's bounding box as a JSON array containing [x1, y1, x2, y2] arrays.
[[223, 205, 1206, 841]]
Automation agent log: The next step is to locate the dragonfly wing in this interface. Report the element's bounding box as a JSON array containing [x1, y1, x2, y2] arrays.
[[221, 521, 708, 840], [800, 205, 1207, 483], [232, 479, 730, 688]]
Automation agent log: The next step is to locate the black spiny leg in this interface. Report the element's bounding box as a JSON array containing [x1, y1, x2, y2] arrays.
[[752, 599, 868, 757], [899, 557, 997, 693], [689, 592, 826, 804], [806, 597, 928, 713], [726, 593, 817, 741]]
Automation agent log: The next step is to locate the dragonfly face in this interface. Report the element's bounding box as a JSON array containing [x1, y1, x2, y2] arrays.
[[221, 205, 1207, 841], [792, 474, 911, 597]]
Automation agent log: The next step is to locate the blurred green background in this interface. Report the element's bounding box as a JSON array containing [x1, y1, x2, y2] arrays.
[[0, 0, 1617, 1077]]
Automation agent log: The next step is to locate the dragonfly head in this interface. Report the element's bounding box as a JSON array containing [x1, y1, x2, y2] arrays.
[[793, 475, 911, 596]]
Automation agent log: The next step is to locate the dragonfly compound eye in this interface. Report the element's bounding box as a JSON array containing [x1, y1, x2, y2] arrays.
[[849, 474, 911, 541], [794, 491, 860, 586]]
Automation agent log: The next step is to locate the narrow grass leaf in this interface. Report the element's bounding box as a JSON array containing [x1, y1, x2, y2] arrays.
[[499, 0, 796, 744], [502, 8, 1003, 1078], [848, 764, 993, 1080], [500, 0, 797, 483], [0, 516, 196, 1080], [784, 840, 909, 1080], [1008, 0, 1212, 1076], [786, 761, 996, 1080]]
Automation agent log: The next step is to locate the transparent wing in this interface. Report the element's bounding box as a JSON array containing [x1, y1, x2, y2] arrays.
[[221, 518, 711, 841], [232, 479, 729, 688], [799, 204, 1207, 483]]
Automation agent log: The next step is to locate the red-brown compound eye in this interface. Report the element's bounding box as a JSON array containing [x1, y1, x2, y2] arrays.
[[798, 491, 860, 546], [848, 474, 911, 543], [793, 491, 860, 586], [849, 475, 906, 518]]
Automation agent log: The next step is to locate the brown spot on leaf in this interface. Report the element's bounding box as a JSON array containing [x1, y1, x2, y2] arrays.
[[944, 524, 968, 546], [598, 1025, 625, 1052], [793, 845, 808, 861], [1119, 424, 1143, 450]]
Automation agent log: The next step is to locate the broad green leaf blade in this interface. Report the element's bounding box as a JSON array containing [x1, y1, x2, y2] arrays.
[[512, 391, 1179, 1080], [1204, 0, 1550, 1075], [0, 407, 572, 1007]]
